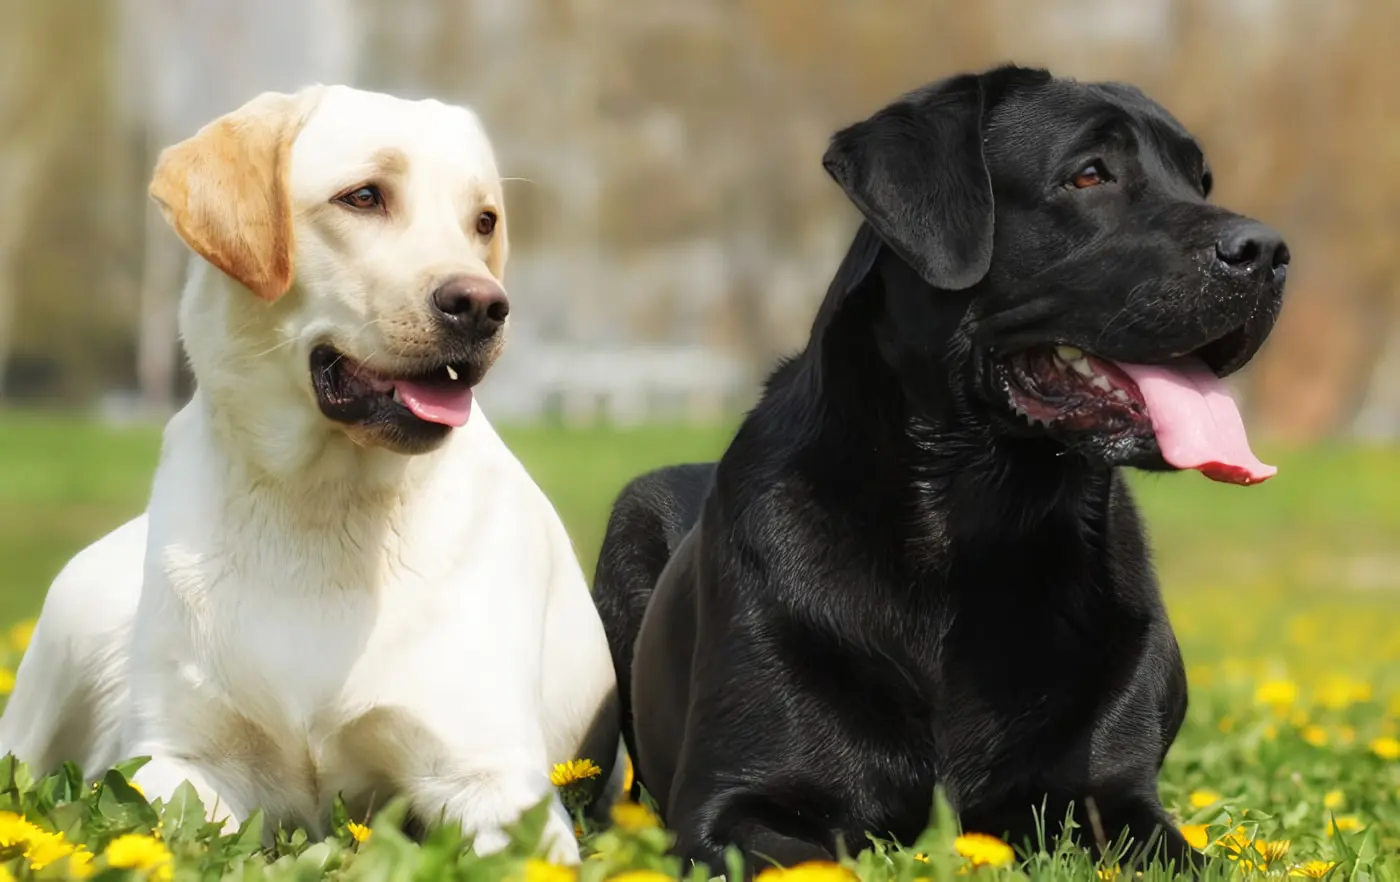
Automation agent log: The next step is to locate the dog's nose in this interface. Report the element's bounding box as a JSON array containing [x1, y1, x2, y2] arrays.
[[1215, 223, 1290, 278], [430, 275, 510, 336]]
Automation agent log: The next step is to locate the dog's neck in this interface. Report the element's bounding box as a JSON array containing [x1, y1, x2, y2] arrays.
[[797, 241, 1112, 552], [173, 262, 451, 501]]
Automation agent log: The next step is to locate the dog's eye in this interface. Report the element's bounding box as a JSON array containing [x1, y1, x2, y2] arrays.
[[1070, 162, 1108, 189], [337, 185, 384, 212], [476, 211, 498, 237]]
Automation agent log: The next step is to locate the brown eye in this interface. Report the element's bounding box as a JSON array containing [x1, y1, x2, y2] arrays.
[[1071, 162, 1106, 189], [337, 185, 383, 211], [476, 211, 498, 236]]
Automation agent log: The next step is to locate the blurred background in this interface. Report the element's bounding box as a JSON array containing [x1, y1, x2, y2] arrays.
[[1, 0, 1398, 717]]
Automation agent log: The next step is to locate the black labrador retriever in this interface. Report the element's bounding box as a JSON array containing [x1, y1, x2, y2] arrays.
[[592, 65, 1288, 872]]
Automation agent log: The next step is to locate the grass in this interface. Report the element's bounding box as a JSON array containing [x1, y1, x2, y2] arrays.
[[1, 410, 1399, 880]]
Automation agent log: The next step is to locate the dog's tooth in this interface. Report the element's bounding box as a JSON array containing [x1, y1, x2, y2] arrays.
[[1055, 346, 1084, 362], [446, 365, 459, 381], [1070, 358, 1094, 377], [1091, 375, 1112, 392], [391, 388, 404, 405]]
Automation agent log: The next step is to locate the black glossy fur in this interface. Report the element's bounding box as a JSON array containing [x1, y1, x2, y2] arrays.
[[593, 66, 1287, 875]]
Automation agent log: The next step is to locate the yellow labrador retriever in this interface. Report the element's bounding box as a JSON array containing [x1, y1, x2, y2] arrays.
[[0, 85, 618, 863]]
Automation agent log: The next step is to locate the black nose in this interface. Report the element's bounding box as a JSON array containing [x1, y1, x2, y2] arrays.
[[1215, 223, 1290, 277], [430, 275, 510, 337]]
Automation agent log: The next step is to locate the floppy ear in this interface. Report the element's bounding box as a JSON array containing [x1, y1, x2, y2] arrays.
[[148, 88, 323, 302], [822, 73, 994, 292]]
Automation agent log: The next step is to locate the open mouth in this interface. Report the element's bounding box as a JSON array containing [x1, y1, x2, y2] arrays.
[[998, 328, 1276, 485], [311, 344, 480, 429]]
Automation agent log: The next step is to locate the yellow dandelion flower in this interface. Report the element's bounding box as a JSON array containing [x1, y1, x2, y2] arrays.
[[1179, 825, 1209, 850], [1323, 790, 1345, 809], [609, 801, 660, 832], [1316, 677, 1359, 710], [347, 821, 371, 843], [66, 848, 96, 879], [1098, 866, 1121, 881], [1338, 726, 1356, 746], [755, 861, 857, 882], [1287, 616, 1319, 646], [0, 865, 11, 882], [25, 829, 78, 870], [1369, 736, 1400, 760], [0, 668, 15, 696], [954, 832, 1015, 868], [1253, 839, 1291, 868], [1220, 827, 1252, 852], [550, 758, 603, 788], [1255, 679, 1298, 707], [1327, 816, 1362, 836], [913, 853, 929, 862], [520, 858, 579, 882], [0, 810, 43, 847], [1301, 725, 1328, 747], [1188, 789, 1222, 809], [1217, 716, 1236, 734], [104, 833, 173, 882], [622, 754, 635, 792], [1290, 860, 1338, 878], [8, 620, 35, 653], [608, 872, 674, 882]]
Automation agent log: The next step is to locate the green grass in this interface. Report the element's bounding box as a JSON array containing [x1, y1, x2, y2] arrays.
[[1, 411, 1399, 880]]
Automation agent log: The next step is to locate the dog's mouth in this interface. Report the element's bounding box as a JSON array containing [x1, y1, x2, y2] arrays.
[[997, 328, 1276, 485], [310, 344, 481, 429]]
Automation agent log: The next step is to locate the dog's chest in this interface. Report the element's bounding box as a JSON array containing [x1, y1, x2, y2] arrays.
[[153, 544, 480, 828], [173, 591, 421, 820]]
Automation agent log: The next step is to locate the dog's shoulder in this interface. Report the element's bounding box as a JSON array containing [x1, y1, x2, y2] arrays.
[[608, 463, 715, 543]]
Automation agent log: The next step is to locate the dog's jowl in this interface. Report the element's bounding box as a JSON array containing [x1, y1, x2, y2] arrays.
[[593, 65, 1288, 873]]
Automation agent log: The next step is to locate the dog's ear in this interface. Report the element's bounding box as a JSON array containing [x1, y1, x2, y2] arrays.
[[822, 73, 995, 292], [149, 87, 324, 302]]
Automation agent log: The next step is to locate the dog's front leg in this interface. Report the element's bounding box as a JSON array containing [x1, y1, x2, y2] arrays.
[[131, 754, 244, 829], [406, 759, 579, 864], [667, 789, 836, 878]]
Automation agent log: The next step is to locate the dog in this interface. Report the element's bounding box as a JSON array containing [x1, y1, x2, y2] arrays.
[[592, 65, 1288, 873], [0, 85, 619, 863]]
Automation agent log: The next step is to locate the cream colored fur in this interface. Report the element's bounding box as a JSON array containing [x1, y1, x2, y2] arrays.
[[0, 85, 618, 864]]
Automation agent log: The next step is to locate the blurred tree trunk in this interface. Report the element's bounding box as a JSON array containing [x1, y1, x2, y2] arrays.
[[0, 1, 78, 396], [129, 0, 360, 413], [1352, 303, 1400, 439]]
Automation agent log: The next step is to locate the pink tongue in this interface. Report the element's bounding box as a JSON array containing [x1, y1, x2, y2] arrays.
[[1113, 357, 1275, 485], [392, 381, 473, 428]]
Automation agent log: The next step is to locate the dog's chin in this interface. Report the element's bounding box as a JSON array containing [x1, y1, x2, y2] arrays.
[[310, 344, 491, 456]]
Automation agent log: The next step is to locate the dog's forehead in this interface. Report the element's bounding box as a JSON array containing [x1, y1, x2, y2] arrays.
[[989, 79, 1203, 166], [290, 86, 500, 195]]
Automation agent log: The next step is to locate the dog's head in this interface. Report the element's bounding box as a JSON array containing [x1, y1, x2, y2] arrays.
[[823, 66, 1289, 485], [150, 85, 510, 456]]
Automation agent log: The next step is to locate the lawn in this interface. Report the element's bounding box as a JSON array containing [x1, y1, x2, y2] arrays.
[[1, 410, 1398, 880]]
